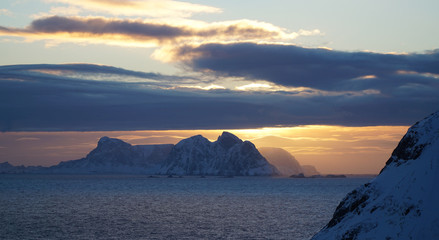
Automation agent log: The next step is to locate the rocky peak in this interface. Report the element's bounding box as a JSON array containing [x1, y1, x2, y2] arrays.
[[160, 132, 277, 176], [97, 136, 131, 149], [216, 131, 242, 149], [176, 134, 210, 148], [87, 137, 133, 159]]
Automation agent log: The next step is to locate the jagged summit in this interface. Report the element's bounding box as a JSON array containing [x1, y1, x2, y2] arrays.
[[312, 111, 439, 240], [217, 131, 243, 149], [159, 132, 278, 176], [177, 134, 210, 146]]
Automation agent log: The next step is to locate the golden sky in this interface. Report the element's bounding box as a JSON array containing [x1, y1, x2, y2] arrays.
[[1, 0, 435, 175], [0, 125, 408, 174]]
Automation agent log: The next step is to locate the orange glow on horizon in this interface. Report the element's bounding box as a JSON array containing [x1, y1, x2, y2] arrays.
[[0, 125, 409, 174]]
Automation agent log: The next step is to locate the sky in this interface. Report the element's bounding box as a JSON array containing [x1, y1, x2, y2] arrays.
[[0, 126, 408, 174], [1, 0, 438, 174]]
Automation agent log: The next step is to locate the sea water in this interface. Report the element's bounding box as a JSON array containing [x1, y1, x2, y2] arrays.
[[0, 175, 370, 239]]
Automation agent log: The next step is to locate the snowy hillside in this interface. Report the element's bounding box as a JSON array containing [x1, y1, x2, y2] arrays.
[[159, 132, 279, 176], [312, 111, 439, 239], [48, 136, 174, 174]]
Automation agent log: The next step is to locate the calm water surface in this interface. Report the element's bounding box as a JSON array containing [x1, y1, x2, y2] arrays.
[[0, 175, 370, 239]]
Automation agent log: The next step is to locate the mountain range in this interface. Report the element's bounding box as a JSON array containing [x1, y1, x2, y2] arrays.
[[158, 132, 278, 176], [47, 136, 174, 174], [1, 132, 315, 176]]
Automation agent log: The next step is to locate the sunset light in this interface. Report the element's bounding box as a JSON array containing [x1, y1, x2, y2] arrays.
[[1, 0, 438, 238], [0, 125, 408, 174]]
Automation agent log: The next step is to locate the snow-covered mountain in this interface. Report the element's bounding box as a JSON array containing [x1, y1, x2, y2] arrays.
[[159, 132, 279, 176], [312, 111, 439, 239], [258, 147, 303, 176], [47, 136, 174, 174], [2, 133, 278, 175]]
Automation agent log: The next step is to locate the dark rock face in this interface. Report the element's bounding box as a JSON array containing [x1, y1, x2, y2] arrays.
[[326, 183, 372, 228], [382, 111, 438, 172], [81, 137, 141, 166], [385, 134, 427, 167], [217, 131, 242, 150], [96, 136, 131, 150]]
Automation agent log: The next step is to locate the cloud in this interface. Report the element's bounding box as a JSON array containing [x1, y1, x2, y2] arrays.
[[0, 63, 189, 85], [0, 9, 12, 16], [161, 42, 439, 93], [0, 16, 311, 48], [35, 6, 82, 17], [45, 0, 221, 18], [1, 64, 438, 131]]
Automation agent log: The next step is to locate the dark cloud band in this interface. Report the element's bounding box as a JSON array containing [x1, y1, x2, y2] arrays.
[[172, 43, 439, 92], [1, 64, 437, 131], [0, 16, 289, 44], [30, 16, 186, 39]]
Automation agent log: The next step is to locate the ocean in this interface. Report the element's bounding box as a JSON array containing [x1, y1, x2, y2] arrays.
[[0, 175, 370, 239]]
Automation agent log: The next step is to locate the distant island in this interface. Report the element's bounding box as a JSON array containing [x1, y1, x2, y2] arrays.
[[1, 132, 321, 177], [290, 173, 347, 178]]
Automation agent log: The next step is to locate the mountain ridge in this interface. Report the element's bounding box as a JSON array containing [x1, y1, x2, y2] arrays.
[[46, 137, 174, 174], [1, 132, 283, 176], [158, 132, 278, 176]]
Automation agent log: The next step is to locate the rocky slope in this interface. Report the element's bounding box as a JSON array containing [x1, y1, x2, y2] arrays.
[[159, 132, 279, 176], [312, 111, 439, 239]]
